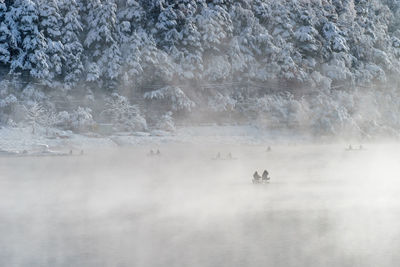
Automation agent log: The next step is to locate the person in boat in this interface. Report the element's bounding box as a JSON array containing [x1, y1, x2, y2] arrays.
[[262, 170, 270, 181], [348, 145, 352, 150], [253, 171, 261, 182]]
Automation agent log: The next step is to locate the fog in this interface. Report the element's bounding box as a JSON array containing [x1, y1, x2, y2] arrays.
[[1, 143, 400, 267]]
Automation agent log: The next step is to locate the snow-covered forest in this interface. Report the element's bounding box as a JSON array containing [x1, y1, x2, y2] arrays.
[[1, 0, 400, 137]]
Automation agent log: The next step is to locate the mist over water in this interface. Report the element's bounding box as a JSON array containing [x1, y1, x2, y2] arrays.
[[1, 143, 400, 267]]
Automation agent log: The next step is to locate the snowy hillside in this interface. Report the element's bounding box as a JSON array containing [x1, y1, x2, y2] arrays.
[[1, 0, 400, 138]]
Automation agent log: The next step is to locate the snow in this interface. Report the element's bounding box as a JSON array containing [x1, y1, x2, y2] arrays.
[[0, 125, 314, 153], [144, 86, 196, 111], [3, 1, 400, 265], [0, 126, 114, 152], [2, 0, 400, 137]]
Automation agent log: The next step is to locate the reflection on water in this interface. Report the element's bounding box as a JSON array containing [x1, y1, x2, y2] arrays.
[[1, 144, 400, 267]]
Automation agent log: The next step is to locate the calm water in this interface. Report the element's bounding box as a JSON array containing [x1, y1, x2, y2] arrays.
[[1, 143, 400, 267]]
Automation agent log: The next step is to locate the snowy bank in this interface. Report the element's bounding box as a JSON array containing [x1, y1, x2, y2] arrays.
[[0, 125, 317, 153]]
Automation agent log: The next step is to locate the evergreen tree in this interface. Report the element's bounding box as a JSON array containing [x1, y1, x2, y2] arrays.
[[118, 0, 145, 33], [84, 0, 121, 89], [37, 0, 64, 83], [59, 0, 84, 88], [0, 0, 10, 65], [9, 0, 49, 80]]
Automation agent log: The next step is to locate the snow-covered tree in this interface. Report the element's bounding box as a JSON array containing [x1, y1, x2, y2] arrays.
[[1, 0, 400, 137], [59, 0, 84, 88], [9, 0, 49, 80], [56, 107, 95, 132], [38, 0, 64, 84], [23, 102, 45, 134], [156, 111, 175, 131], [39, 106, 57, 136], [0, 0, 11, 65], [84, 0, 121, 89], [103, 92, 147, 131], [118, 0, 145, 32], [144, 85, 195, 112], [0, 79, 18, 124]]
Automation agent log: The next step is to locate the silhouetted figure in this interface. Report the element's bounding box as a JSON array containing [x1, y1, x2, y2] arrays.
[[156, 149, 160, 155], [80, 150, 84, 155], [253, 171, 261, 182], [216, 152, 221, 159], [69, 150, 73, 155], [227, 152, 232, 159], [359, 145, 363, 150], [262, 170, 270, 182], [348, 145, 352, 150], [150, 150, 155, 156], [267, 146, 271, 152]]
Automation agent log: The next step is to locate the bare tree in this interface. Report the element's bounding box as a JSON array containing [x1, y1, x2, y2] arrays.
[[24, 103, 45, 134]]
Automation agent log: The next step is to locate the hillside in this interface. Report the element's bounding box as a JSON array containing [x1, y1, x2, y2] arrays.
[[1, 0, 400, 138]]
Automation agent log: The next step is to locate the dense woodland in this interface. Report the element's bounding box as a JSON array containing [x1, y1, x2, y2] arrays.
[[1, 0, 400, 137]]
